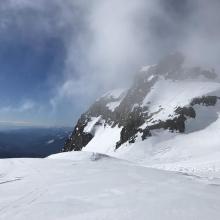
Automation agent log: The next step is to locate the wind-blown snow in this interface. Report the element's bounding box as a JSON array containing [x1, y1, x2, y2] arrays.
[[102, 88, 126, 100], [106, 100, 122, 112], [1, 153, 220, 220], [140, 65, 155, 72], [96, 88, 127, 112], [105, 89, 127, 112]]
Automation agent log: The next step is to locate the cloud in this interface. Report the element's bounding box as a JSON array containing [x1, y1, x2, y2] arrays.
[[0, 100, 38, 126], [0, 100, 35, 113], [0, 120, 33, 126], [179, 0, 220, 70], [1, 0, 220, 125], [50, 0, 162, 114], [47, 0, 220, 124], [18, 101, 35, 112]]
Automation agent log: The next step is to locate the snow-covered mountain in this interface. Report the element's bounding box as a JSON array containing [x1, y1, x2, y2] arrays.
[[63, 52, 220, 177], [1, 53, 220, 220]]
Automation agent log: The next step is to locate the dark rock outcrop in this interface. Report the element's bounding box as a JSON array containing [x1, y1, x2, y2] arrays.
[[190, 96, 219, 106], [63, 117, 93, 152]]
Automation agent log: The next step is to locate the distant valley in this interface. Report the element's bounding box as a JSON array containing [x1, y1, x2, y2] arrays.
[[0, 127, 72, 158]]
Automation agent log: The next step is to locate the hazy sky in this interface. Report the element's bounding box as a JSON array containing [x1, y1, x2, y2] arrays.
[[0, 0, 219, 126]]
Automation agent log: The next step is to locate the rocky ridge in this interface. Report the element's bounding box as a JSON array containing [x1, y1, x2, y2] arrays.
[[63, 53, 220, 152]]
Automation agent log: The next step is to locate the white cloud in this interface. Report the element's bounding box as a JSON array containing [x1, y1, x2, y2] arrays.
[[0, 120, 32, 126], [2, 0, 220, 125], [50, 0, 161, 112], [18, 100, 35, 112], [0, 100, 35, 113]]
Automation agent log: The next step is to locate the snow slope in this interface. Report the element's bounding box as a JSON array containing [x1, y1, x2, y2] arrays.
[[1, 152, 220, 220], [141, 78, 220, 123], [79, 79, 220, 178], [113, 99, 220, 177], [83, 124, 122, 154]]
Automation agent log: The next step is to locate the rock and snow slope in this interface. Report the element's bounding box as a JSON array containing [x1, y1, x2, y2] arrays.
[[63, 53, 220, 177], [1, 152, 220, 220]]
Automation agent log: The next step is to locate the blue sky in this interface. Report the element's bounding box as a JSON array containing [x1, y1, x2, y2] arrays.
[[0, 1, 80, 126], [0, 0, 219, 127]]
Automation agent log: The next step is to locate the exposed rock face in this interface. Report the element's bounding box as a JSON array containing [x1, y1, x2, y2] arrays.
[[190, 96, 219, 106], [63, 116, 93, 152], [63, 53, 220, 152]]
